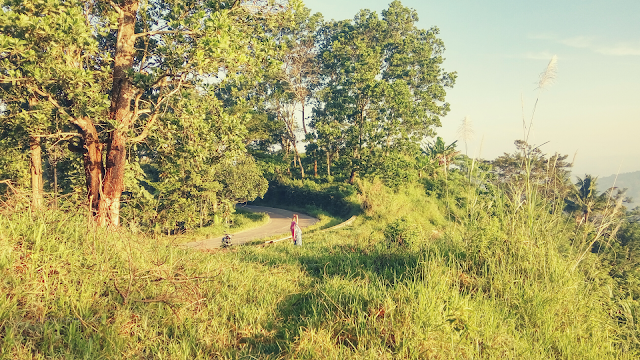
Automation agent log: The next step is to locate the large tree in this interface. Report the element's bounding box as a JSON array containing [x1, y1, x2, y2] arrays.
[[273, 7, 322, 178], [312, 1, 456, 182], [490, 140, 573, 208], [0, 0, 105, 208], [0, 0, 296, 226], [134, 88, 268, 231]]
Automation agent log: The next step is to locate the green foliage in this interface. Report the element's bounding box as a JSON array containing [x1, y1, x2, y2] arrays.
[[417, 136, 460, 182], [0, 123, 29, 191], [384, 217, 422, 248], [596, 208, 640, 342], [1, 0, 298, 226], [311, 1, 456, 181], [0, 0, 103, 199], [422, 137, 459, 167], [605, 218, 640, 297], [252, 178, 359, 219], [489, 140, 573, 209], [112, 87, 270, 233], [378, 154, 418, 189], [565, 174, 613, 223], [2, 176, 640, 358]]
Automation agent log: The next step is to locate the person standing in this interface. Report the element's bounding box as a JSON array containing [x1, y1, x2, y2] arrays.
[[290, 214, 302, 246]]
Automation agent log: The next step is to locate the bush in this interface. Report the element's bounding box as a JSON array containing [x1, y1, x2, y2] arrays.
[[251, 178, 360, 218], [384, 217, 422, 248]]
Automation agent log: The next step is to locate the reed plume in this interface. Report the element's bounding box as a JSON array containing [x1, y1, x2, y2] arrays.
[[525, 55, 558, 141], [457, 115, 474, 156], [537, 55, 558, 90]]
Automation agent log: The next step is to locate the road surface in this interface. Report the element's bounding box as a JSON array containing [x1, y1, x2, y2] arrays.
[[182, 205, 318, 249]]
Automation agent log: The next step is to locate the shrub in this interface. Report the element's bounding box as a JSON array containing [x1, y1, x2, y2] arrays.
[[252, 178, 359, 218], [384, 217, 422, 248]]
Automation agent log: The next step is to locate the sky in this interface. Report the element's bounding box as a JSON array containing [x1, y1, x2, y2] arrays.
[[301, 0, 640, 179]]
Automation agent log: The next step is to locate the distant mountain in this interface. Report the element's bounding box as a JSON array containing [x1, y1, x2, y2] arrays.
[[597, 171, 640, 210]]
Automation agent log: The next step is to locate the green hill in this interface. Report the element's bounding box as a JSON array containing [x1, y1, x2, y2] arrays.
[[2, 179, 637, 359], [598, 170, 640, 209]]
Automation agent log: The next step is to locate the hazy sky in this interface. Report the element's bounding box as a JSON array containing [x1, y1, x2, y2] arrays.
[[302, 0, 640, 178]]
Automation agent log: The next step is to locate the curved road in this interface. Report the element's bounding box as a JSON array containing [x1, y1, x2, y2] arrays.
[[182, 205, 318, 249]]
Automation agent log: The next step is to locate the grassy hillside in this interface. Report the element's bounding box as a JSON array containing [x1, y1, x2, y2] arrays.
[[598, 170, 640, 209], [1, 181, 638, 359]]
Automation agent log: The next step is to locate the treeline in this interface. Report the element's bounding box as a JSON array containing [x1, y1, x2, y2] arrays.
[[0, 0, 457, 232], [1, 0, 636, 244]]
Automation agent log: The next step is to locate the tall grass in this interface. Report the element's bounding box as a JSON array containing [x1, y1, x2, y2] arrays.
[[0, 202, 304, 358], [244, 180, 630, 358], [1, 176, 637, 358]]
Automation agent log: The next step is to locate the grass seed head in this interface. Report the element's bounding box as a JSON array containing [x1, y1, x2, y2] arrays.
[[457, 115, 474, 143], [537, 55, 558, 90]]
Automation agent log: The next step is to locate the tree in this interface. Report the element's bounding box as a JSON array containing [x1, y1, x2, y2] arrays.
[[209, 7, 321, 180], [0, 117, 31, 194], [277, 8, 322, 177], [489, 140, 573, 207], [308, 114, 345, 177], [247, 7, 322, 179], [603, 208, 640, 300], [132, 88, 268, 231], [565, 175, 611, 224], [422, 137, 459, 177], [0, 2, 93, 208], [313, 1, 455, 183], [0, 0, 296, 226]]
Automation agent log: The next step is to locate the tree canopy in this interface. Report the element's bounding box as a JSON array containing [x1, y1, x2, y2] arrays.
[[311, 1, 456, 182], [1, 0, 460, 230], [1, 0, 297, 226]]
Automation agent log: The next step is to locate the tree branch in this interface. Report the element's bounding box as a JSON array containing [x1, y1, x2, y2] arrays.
[[33, 131, 80, 139], [28, 85, 96, 136], [29, 86, 74, 122], [129, 76, 186, 143], [133, 29, 195, 39], [109, 1, 123, 17], [0, 77, 31, 83]]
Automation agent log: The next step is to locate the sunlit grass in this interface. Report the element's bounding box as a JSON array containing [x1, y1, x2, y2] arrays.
[[0, 181, 637, 358]]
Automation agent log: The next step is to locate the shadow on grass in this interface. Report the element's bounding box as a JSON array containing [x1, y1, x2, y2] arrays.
[[230, 240, 428, 357], [243, 239, 424, 284]]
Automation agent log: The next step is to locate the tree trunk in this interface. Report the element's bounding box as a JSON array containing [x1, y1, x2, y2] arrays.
[[326, 151, 331, 177], [29, 136, 44, 209], [283, 136, 290, 157], [98, 0, 139, 227], [349, 169, 356, 185], [75, 117, 104, 218], [293, 146, 304, 178], [52, 162, 58, 209], [385, 134, 391, 156], [283, 109, 304, 178], [99, 130, 127, 226], [301, 98, 307, 135]]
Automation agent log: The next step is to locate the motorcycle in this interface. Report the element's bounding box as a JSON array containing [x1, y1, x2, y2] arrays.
[[221, 234, 232, 248]]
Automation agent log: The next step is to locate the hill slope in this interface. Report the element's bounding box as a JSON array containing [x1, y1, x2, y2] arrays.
[[2, 180, 637, 358], [598, 170, 640, 209]]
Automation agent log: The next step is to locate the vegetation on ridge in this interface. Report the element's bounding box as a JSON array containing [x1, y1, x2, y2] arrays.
[[1, 0, 638, 358], [1, 175, 639, 358]]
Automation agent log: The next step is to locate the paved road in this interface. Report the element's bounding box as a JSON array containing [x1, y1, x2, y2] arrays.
[[182, 205, 319, 249]]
